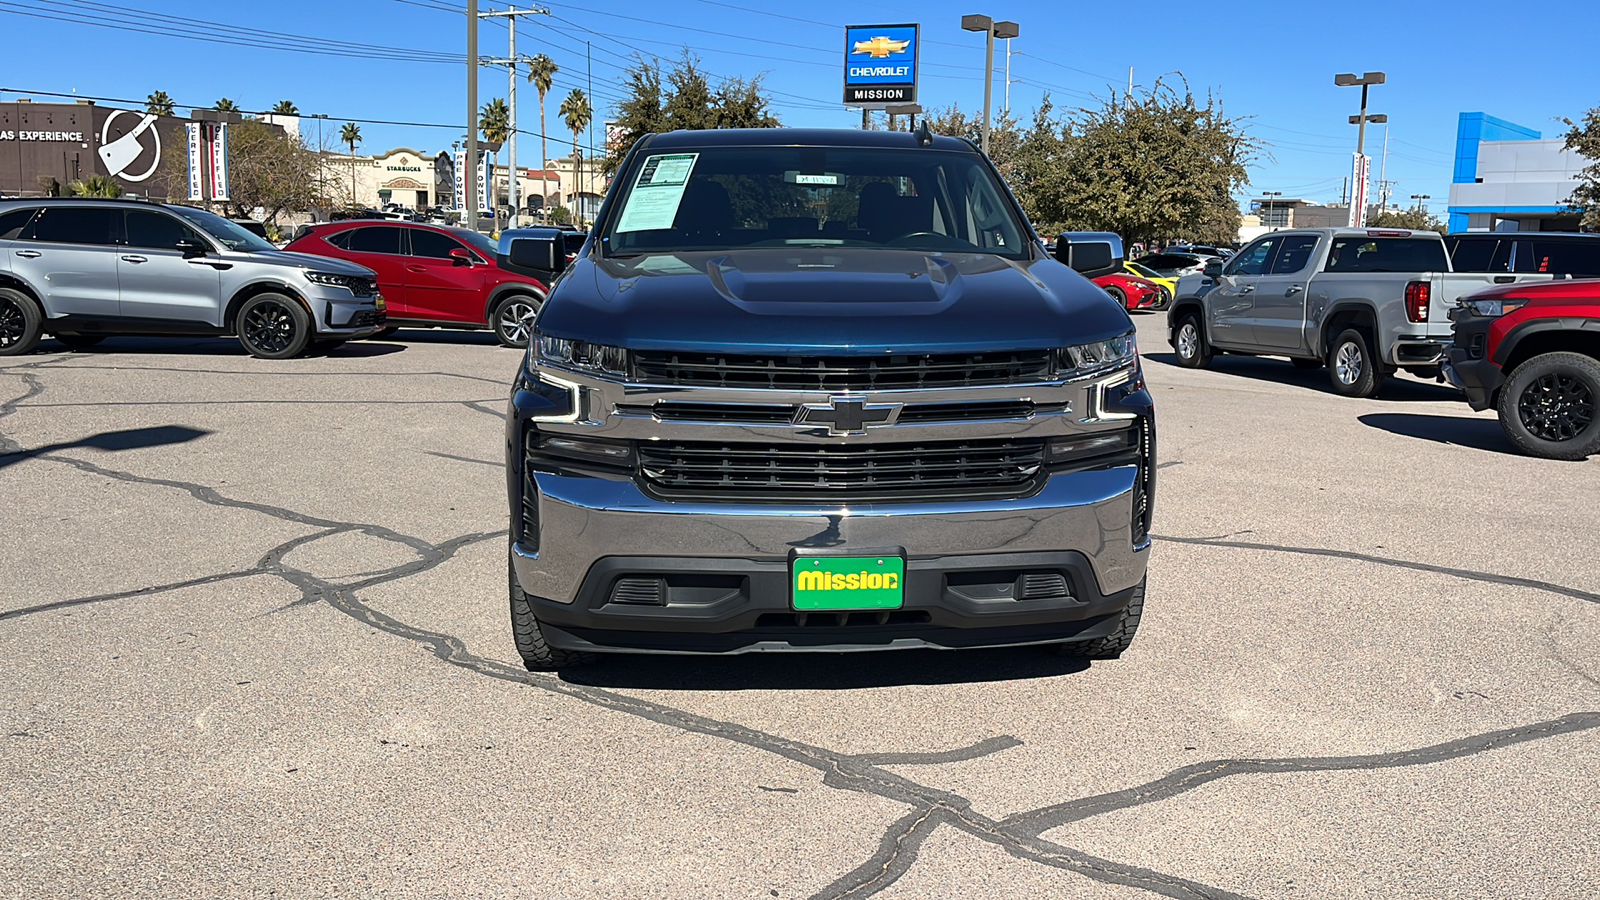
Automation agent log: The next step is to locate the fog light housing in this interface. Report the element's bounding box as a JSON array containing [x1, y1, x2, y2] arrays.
[[1047, 428, 1137, 464], [538, 434, 636, 467]]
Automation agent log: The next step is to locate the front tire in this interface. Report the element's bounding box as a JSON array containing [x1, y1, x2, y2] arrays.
[[1328, 328, 1384, 398], [1496, 352, 1600, 460], [491, 294, 540, 348], [1051, 579, 1145, 659], [1104, 285, 1128, 310], [237, 294, 312, 359], [509, 556, 595, 670], [1172, 313, 1212, 369], [0, 288, 43, 357]]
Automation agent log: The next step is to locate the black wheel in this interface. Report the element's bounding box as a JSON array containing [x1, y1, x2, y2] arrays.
[[53, 332, 104, 349], [509, 556, 595, 670], [1153, 286, 1172, 310], [0, 287, 43, 357], [1496, 352, 1600, 460], [1290, 357, 1322, 370], [1051, 578, 1145, 659], [491, 294, 540, 348], [237, 293, 312, 360], [1103, 285, 1128, 310], [1327, 328, 1385, 398], [1172, 313, 1212, 369]]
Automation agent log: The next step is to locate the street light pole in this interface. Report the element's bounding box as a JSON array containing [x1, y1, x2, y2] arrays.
[[1334, 71, 1386, 227], [961, 15, 1019, 156], [479, 5, 550, 226]]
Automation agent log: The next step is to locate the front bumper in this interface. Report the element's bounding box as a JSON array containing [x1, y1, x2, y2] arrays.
[[1443, 312, 1501, 410], [309, 288, 386, 337], [506, 361, 1154, 654]]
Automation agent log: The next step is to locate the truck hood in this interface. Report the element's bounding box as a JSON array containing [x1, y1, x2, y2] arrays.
[[537, 248, 1132, 354]]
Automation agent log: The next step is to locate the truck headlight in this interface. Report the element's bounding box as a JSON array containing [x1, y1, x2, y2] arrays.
[[1463, 298, 1527, 318], [533, 335, 629, 378], [1058, 331, 1137, 378]]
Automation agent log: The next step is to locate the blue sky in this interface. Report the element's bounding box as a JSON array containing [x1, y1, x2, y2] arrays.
[[3, 0, 1597, 212]]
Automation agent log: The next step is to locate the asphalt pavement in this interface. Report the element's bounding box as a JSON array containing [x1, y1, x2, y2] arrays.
[[2, 317, 1597, 899]]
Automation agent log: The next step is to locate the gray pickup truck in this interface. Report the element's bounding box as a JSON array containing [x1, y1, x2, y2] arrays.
[[1166, 227, 1553, 397]]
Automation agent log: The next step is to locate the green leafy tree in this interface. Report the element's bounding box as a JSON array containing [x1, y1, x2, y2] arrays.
[[605, 52, 780, 175], [214, 98, 239, 113], [145, 91, 175, 116], [526, 53, 559, 218], [1563, 106, 1600, 231], [271, 100, 298, 115], [155, 119, 340, 220], [480, 97, 511, 204], [68, 174, 124, 198], [1055, 80, 1258, 245], [560, 89, 593, 224], [339, 122, 362, 207]]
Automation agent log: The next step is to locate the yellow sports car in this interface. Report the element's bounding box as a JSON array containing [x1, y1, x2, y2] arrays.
[[1124, 262, 1177, 307]]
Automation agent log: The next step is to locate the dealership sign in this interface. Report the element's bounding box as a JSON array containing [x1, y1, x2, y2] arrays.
[[843, 24, 919, 106], [1348, 152, 1371, 228]]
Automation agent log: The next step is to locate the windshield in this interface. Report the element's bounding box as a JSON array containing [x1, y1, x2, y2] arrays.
[[170, 206, 276, 252], [452, 227, 498, 259], [602, 146, 1030, 259], [1127, 262, 1163, 280]]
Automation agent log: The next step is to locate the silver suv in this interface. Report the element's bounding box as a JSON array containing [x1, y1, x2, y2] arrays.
[[0, 199, 385, 359]]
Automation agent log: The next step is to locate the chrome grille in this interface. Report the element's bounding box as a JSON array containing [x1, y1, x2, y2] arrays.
[[638, 438, 1045, 501], [632, 350, 1054, 391]]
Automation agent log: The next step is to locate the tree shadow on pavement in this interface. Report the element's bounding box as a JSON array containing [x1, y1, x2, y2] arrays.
[[1358, 412, 1518, 454], [0, 425, 210, 471], [1143, 351, 1461, 402], [560, 647, 1092, 691]]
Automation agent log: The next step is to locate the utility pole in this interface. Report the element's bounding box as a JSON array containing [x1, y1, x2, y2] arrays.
[[466, 0, 478, 232], [1378, 124, 1390, 209], [479, 5, 550, 227], [1128, 66, 1133, 97], [1004, 37, 1012, 115]]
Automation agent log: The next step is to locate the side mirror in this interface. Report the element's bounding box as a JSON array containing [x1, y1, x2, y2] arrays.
[[497, 228, 568, 277], [1203, 259, 1224, 278], [448, 247, 477, 267], [1053, 231, 1124, 279], [175, 238, 207, 259]]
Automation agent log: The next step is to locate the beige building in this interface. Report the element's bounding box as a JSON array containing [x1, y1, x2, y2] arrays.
[[319, 147, 451, 211]]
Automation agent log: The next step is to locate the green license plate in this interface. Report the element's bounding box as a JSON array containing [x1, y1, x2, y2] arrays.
[[791, 555, 905, 611]]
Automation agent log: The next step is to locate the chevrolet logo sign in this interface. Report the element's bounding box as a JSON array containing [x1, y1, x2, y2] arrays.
[[794, 396, 902, 435], [851, 36, 911, 58]]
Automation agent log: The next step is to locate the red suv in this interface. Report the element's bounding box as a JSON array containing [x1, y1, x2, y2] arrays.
[[1445, 279, 1600, 460], [284, 221, 548, 347]]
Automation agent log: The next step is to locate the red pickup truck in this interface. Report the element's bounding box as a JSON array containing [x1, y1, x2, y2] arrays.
[[1444, 279, 1600, 459]]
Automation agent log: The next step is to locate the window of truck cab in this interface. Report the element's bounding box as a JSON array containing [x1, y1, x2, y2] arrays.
[[601, 146, 1030, 259]]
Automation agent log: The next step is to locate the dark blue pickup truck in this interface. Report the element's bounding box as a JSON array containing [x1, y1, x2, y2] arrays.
[[501, 127, 1154, 667]]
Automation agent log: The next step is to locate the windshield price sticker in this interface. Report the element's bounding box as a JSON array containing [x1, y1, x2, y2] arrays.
[[616, 153, 699, 233]]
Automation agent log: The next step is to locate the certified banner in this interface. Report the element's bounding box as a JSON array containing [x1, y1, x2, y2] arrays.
[[186, 122, 204, 201], [1347, 153, 1370, 228], [209, 122, 230, 202]]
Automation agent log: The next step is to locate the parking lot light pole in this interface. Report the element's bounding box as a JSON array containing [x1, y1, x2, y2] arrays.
[[1334, 71, 1386, 159], [467, 0, 479, 233], [1411, 193, 1431, 213], [961, 15, 1019, 156], [1262, 190, 1282, 228]]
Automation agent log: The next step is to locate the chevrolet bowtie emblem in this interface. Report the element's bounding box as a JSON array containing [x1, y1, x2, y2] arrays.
[[852, 36, 911, 58], [795, 396, 903, 436]]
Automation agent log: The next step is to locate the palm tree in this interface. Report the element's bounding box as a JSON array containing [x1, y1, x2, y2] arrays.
[[271, 100, 298, 116], [339, 122, 362, 207], [479, 98, 510, 209], [145, 91, 175, 116], [67, 174, 123, 198], [214, 98, 239, 113], [526, 54, 558, 220], [559, 89, 592, 225]]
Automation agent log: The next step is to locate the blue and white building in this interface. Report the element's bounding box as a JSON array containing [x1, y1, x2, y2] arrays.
[[1447, 112, 1590, 233]]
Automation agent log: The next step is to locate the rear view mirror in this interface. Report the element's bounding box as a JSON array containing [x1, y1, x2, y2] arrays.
[[1203, 259, 1224, 278], [497, 228, 568, 277], [1054, 231, 1124, 278]]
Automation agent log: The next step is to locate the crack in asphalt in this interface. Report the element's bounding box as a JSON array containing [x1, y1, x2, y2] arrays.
[[6, 363, 1600, 899], [1154, 533, 1600, 606]]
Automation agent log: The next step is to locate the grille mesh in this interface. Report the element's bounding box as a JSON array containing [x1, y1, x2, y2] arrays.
[[633, 350, 1054, 391], [638, 438, 1045, 501]]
